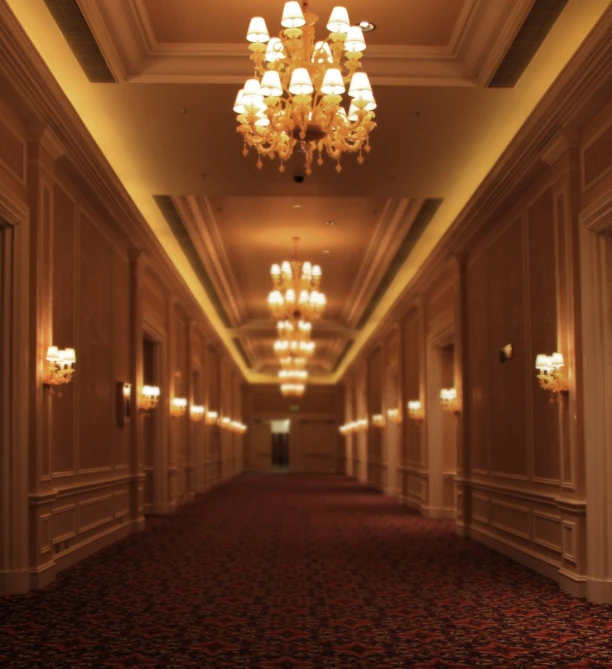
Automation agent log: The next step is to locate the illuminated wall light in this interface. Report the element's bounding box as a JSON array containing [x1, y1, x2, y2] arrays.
[[43, 345, 76, 394], [190, 405, 205, 422], [220, 416, 232, 430], [440, 388, 460, 414], [535, 352, 569, 396], [139, 385, 160, 412], [171, 397, 188, 418], [371, 413, 385, 428], [387, 408, 402, 425], [407, 400, 424, 423], [205, 411, 219, 426]]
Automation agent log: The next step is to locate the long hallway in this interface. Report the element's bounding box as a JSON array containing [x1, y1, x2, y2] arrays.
[[1, 474, 611, 668]]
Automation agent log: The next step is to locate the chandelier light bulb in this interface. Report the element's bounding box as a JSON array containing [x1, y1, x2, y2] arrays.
[[348, 72, 373, 97], [281, 261, 292, 276], [246, 16, 270, 43], [242, 78, 264, 105], [327, 6, 351, 33], [344, 25, 366, 53], [320, 68, 345, 95], [271, 263, 281, 277], [289, 67, 314, 96], [281, 1, 306, 28], [260, 70, 283, 97]]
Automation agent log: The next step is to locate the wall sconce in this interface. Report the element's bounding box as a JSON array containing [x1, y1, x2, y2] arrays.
[[117, 382, 132, 425], [357, 418, 368, 432], [387, 408, 402, 425], [139, 385, 160, 412], [371, 413, 385, 428], [440, 388, 460, 414], [190, 405, 205, 422], [170, 397, 188, 418], [205, 411, 218, 426], [220, 416, 232, 430], [229, 421, 248, 434], [43, 346, 76, 394], [407, 400, 424, 423], [535, 352, 569, 395]]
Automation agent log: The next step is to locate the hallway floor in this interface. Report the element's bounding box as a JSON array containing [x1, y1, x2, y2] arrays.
[[1, 474, 612, 668]]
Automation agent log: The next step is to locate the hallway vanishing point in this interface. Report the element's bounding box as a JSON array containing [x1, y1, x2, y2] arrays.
[[2, 474, 612, 668]]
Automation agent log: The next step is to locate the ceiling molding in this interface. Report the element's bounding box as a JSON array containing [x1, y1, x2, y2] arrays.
[[174, 195, 248, 327], [342, 198, 419, 328], [76, 0, 534, 88]]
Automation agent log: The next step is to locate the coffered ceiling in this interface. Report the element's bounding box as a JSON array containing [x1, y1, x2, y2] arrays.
[[6, 0, 610, 383]]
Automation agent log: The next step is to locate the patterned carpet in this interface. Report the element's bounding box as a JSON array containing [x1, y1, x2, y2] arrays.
[[1, 474, 612, 668]]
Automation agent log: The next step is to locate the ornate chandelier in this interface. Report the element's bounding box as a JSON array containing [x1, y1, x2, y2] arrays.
[[268, 237, 326, 323], [280, 383, 306, 397], [274, 338, 316, 357], [235, 1, 377, 175]]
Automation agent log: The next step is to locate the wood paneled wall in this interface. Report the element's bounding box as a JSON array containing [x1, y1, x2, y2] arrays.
[[0, 80, 246, 594], [341, 92, 612, 600]]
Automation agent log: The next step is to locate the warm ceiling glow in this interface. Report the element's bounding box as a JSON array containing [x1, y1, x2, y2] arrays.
[[235, 1, 376, 175]]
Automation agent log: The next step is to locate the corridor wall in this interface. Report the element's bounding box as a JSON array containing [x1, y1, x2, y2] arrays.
[[341, 39, 612, 600], [0, 48, 246, 594]]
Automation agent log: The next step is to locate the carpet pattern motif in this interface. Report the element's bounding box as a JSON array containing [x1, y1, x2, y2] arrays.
[[1, 474, 612, 668]]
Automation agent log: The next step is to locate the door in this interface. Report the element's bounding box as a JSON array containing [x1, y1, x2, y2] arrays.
[[251, 422, 273, 471]]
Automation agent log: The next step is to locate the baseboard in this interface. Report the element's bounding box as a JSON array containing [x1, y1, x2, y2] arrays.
[[423, 505, 455, 520], [31, 522, 133, 591], [558, 568, 587, 599], [0, 568, 31, 595], [586, 578, 612, 604], [469, 525, 562, 588]]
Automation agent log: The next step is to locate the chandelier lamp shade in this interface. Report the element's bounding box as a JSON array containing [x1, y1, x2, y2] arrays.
[[268, 237, 326, 323], [236, 1, 377, 175]]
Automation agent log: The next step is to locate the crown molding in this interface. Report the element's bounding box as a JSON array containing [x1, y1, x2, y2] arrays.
[[77, 0, 530, 88]]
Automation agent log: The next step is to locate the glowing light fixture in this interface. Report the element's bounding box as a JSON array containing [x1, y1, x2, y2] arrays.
[[190, 405, 205, 422], [440, 388, 460, 414], [236, 1, 376, 175], [407, 400, 424, 423], [140, 385, 160, 412], [43, 346, 76, 393], [535, 352, 569, 395], [171, 397, 188, 418]]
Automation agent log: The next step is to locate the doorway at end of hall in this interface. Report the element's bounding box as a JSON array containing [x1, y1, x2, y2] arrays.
[[271, 419, 290, 470]]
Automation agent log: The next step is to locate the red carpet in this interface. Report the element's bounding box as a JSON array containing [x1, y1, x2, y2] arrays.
[[1, 473, 612, 668]]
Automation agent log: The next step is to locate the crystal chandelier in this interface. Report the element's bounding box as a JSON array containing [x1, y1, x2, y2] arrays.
[[268, 237, 326, 323], [235, 1, 377, 175], [274, 338, 316, 357], [280, 383, 306, 397]]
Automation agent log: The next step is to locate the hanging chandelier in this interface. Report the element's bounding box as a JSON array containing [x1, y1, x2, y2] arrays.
[[279, 368, 309, 381], [235, 1, 377, 175], [280, 383, 306, 397], [274, 338, 316, 358], [268, 237, 326, 323], [277, 319, 312, 339]]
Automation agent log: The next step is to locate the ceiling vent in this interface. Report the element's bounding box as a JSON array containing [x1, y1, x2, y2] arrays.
[[153, 195, 232, 329], [488, 0, 569, 88], [43, 0, 116, 83]]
